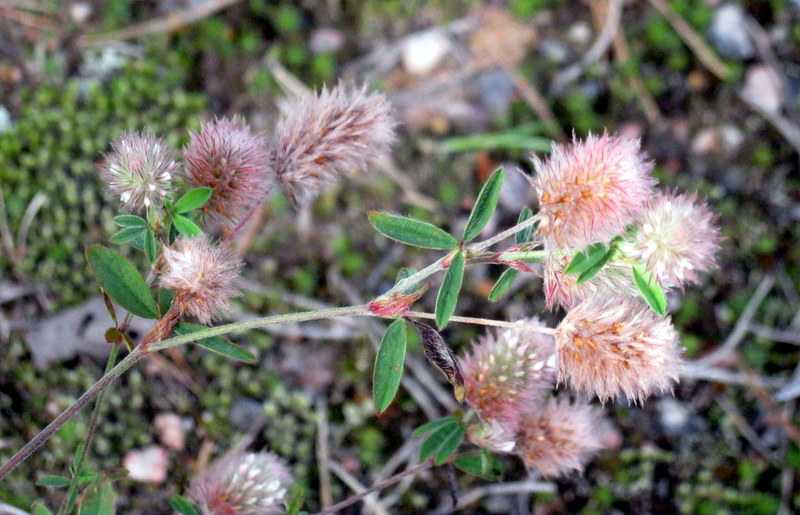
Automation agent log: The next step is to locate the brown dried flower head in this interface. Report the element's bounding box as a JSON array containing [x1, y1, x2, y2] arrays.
[[160, 235, 242, 324], [187, 451, 292, 515], [555, 296, 682, 404], [182, 117, 271, 227], [516, 397, 605, 477], [273, 83, 395, 205]]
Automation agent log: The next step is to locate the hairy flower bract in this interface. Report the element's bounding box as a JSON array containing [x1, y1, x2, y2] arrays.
[[160, 235, 242, 324]]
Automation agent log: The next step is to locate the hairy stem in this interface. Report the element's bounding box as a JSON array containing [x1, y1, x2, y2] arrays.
[[59, 344, 120, 515], [404, 311, 557, 335], [469, 213, 540, 252], [319, 459, 438, 515], [0, 304, 371, 480]]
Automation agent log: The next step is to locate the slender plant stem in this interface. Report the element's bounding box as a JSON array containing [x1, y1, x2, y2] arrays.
[[59, 344, 119, 515], [404, 311, 557, 335], [383, 256, 447, 298], [495, 250, 548, 262], [319, 459, 437, 515], [0, 344, 148, 480], [469, 214, 540, 252], [0, 305, 371, 480]]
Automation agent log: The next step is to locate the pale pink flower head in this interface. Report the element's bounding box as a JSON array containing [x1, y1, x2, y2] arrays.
[[555, 296, 682, 404], [458, 319, 556, 426], [100, 131, 179, 211], [543, 248, 638, 310], [516, 397, 605, 477], [187, 451, 292, 515], [160, 235, 242, 324], [531, 133, 657, 250], [182, 117, 271, 227], [273, 83, 395, 206], [467, 419, 518, 453], [624, 191, 721, 289]]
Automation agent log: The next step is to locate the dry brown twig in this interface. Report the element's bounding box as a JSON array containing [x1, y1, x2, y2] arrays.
[[550, 0, 623, 95], [646, 0, 729, 80], [77, 0, 241, 47]]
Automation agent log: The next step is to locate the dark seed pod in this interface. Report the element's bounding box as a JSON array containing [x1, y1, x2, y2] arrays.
[[410, 320, 465, 402]]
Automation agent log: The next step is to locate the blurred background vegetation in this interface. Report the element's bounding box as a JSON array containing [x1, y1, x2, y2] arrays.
[[1, 0, 799, 513]]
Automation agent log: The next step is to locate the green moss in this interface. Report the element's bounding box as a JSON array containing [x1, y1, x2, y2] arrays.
[[0, 60, 205, 308]]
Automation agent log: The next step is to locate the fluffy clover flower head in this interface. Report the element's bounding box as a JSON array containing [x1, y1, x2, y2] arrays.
[[100, 131, 179, 211], [160, 235, 242, 324], [187, 451, 292, 515], [543, 248, 638, 310], [182, 117, 271, 227], [555, 296, 682, 404], [625, 191, 721, 289], [531, 132, 657, 250], [459, 318, 556, 426], [467, 418, 517, 453], [516, 397, 605, 477], [273, 82, 395, 205]]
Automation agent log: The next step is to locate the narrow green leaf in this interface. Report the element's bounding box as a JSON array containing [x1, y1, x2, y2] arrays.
[[412, 416, 458, 437], [173, 214, 202, 236], [394, 267, 418, 294], [78, 472, 97, 485], [110, 226, 146, 244], [576, 246, 615, 284], [373, 319, 408, 414], [564, 243, 608, 275], [174, 323, 257, 363], [31, 503, 54, 515], [434, 424, 465, 465], [86, 246, 158, 319], [144, 229, 158, 263], [169, 495, 202, 515], [633, 264, 667, 315], [419, 421, 464, 462], [454, 451, 504, 480], [515, 207, 534, 244], [78, 478, 116, 515], [157, 288, 174, 317], [488, 268, 519, 301], [369, 212, 457, 250], [113, 215, 146, 228], [71, 443, 85, 475], [174, 187, 212, 213], [435, 252, 464, 329], [285, 485, 306, 515], [463, 167, 505, 242], [36, 475, 71, 488]]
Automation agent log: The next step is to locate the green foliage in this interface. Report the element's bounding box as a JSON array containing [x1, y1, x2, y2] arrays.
[[0, 61, 204, 307], [86, 246, 158, 319], [373, 319, 408, 414], [463, 167, 504, 242], [435, 251, 464, 329], [175, 323, 257, 363]]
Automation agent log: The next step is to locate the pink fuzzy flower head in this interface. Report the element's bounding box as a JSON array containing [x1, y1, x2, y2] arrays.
[[187, 451, 292, 515], [516, 397, 605, 477], [543, 249, 638, 310], [531, 133, 657, 250], [467, 418, 517, 453], [160, 235, 242, 324], [273, 83, 395, 206], [99, 131, 179, 211], [458, 318, 556, 426], [182, 117, 271, 227], [555, 296, 682, 404], [624, 191, 721, 289]]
